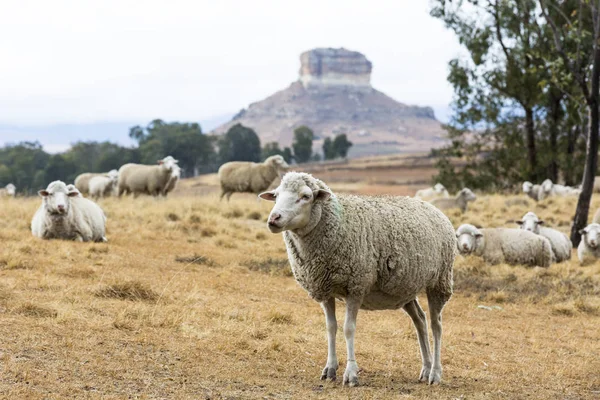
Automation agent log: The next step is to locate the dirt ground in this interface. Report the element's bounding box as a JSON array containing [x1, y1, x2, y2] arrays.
[[0, 165, 599, 399]]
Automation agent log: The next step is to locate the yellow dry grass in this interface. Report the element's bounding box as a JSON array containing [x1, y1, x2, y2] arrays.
[[0, 189, 599, 399]]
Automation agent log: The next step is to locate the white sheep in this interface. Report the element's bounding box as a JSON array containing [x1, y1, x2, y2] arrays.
[[577, 223, 600, 265], [118, 156, 179, 197], [415, 183, 449, 200], [456, 224, 552, 267], [430, 188, 476, 213], [539, 179, 580, 200], [516, 212, 572, 263], [0, 183, 16, 197], [522, 181, 542, 201], [259, 172, 456, 386], [31, 180, 107, 242], [219, 155, 289, 201], [89, 172, 119, 199]]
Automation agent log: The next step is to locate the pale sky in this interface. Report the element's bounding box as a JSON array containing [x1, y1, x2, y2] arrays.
[[0, 0, 461, 135]]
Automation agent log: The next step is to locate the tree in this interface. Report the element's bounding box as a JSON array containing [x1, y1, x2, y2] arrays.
[[323, 137, 335, 160], [292, 126, 314, 163], [219, 123, 261, 164], [332, 134, 353, 158], [540, 0, 600, 245]]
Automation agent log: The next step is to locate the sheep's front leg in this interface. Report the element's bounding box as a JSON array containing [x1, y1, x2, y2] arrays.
[[320, 297, 338, 381], [342, 297, 361, 387]]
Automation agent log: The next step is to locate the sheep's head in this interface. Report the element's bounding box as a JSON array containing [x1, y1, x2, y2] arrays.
[[158, 156, 179, 172], [433, 183, 446, 193], [517, 211, 543, 234], [459, 188, 476, 202], [5, 183, 15, 196], [522, 181, 533, 193], [259, 172, 332, 234], [39, 181, 79, 216], [541, 179, 554, 193], [455, 224, 482, 255], [580, 223, 600, 249], [107, 169, 119, 182], [266, 155, 289, 172]]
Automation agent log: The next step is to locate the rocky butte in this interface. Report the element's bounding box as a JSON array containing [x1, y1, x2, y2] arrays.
[[212, 48, 446, 157]]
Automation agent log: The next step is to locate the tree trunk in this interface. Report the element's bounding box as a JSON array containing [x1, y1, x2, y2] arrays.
[[525, 107, 537, 181], [564, 124, 579, 186], [548, 93, 561, 182], [571, 45, 600, 245]]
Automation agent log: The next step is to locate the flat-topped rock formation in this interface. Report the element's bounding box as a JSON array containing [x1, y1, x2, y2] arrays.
[[213, 48, 446, 157]]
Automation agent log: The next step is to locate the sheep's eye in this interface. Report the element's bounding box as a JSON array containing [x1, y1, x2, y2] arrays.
[[302, 194, 311, 200]]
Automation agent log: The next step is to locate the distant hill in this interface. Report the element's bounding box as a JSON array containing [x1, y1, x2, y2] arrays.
[[212, 48, 447, 157]]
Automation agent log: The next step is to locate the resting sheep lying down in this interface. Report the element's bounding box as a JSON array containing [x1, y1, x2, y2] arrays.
[[31, 180, 107, 242], [456, 224, 552, 268], [430, 188, 476, 213], [415, 183, 449, 200], [577, 223, 600, 265], [516, 212, 572, 263], [260, 172, 456, 386]]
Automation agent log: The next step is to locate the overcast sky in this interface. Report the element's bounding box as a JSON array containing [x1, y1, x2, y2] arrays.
[[0, 0, 462, 139]]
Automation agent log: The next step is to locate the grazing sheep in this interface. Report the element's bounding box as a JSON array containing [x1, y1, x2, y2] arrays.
[[456, 224, 552, 268], [516, 212, 572, 263], [219, 155, 289, 201], [430, 188, 476, 213], [162, 163, 181, 197], [0, 183, 16, 197], [89, 173, 119, 199], [118, 156, 179, 198], [259, 172, 455, 386], [577, 223, 600, 265], [31, 180, 107, 242], [522, 181, 542, 201], [415, 183, 449, 200], [539, 179, 580, 200], [74, 170, 118, 195]]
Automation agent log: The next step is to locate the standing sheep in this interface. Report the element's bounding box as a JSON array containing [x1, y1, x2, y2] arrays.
[[31, 181, 107, 242], [577, 223, 600, 265], [89, 172, 119, 199], [538, 179, 580, 200], [74, 170, 118, 195], [0, 183, 16, 197], [415, 183, 449, 200], [522, 181, 541, 201], [430, 188, 476, 213], [259, 172, 455, 386], [118, 157, 179, 198], [219, 155, 289, 201], [456, 224, 552, 267], [516, 212, 572, 263]]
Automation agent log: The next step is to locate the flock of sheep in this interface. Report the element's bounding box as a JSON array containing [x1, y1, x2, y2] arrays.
[[3, 154, 598, 388]]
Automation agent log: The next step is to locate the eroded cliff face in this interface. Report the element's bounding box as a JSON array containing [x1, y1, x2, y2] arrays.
[[213, 48, 446, 157], [299, 48, 372, 89]]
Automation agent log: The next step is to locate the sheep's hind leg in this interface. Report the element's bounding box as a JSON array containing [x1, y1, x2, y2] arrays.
[[403, 299, 432, 382], [426, 288, 451, 385], [342, 296, 361, 387], [320, 297, 338, 381]]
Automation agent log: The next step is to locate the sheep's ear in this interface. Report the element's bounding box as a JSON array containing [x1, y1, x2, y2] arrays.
[[515, 221, 523, 225], [38, 190, 49, 197], [579, 229, 587, 235], [475, 233, 483, 238], [157, 160, 163, 165], [538, 220, 544, 226], [314, 189, 331, 202], [67, 191, 79, 197], [258, 191, 276, 201]]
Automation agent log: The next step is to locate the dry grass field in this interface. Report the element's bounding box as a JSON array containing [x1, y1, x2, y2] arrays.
[[1, 179, 600, 399]]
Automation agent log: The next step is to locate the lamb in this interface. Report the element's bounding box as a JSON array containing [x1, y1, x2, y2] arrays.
[[430, 188, 476, 213], [456, 224, 552, 267], [577, 223, 600, 265], [89, 172, 119, 199], [219, 155, 289, 201], [74, 170, 118, 195], [259, 172, 455, 386], [162, 163, 181, 197], [516, 212, 572, 263], [522, 181, 542, 201], [538, 179, 580, 200], [415, 183, 449, 200], [31, 180, 107, 242], [0, 183, 16, 197], [118, 156, 179, 197]]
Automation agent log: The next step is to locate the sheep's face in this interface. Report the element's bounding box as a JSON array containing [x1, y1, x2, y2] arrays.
[[107, 170, 119, 180], [581, 224, 600, 249], [267, 155, 289, 171], [66, 185, 83, 198], [456, 224, 482, 254], [5, 184, 15, 196], [39, 181, 79, 216], [522, 182, 533, 193], [541, 179, 554, 193], [517, 212, 542, 234], [158, 156, 179, 172], [433, 183, 445, 193], [460, 188, 477, 202], [259, 182, 331, 234]]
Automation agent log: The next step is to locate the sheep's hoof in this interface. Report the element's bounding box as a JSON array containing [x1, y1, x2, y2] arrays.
[[419, 365, 431, 382], [320, 366, 337, 381], [342, 367, 359, 387], [428, 367, 442, 385]]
